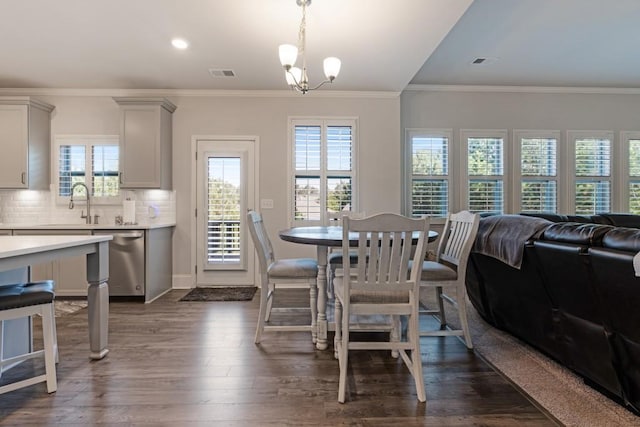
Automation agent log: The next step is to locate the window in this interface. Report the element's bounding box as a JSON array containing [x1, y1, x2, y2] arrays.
[[569, 131, 612, 214], [55, 135, 120, 203], [515, 131, 559, 213], [290, 118, 356, 225], [622, 131, 640, 214], [405, 129, 450, 218], [462, 130, 507, 215], [206, 156, 241, 265]]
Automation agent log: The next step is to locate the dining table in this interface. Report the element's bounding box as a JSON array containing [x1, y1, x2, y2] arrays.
[[279, 225, 438, 350]]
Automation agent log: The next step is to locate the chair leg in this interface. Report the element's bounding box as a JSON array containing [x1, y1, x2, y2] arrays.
[[409, 307, 426, 402], [309, 279, 318, 344], [254, 283, 269, 344], [337, 300, 349, 403], [0, 319, 4, 378], [457, 286, 473, 349], [41, 304, 57, 393], [334, 299, 342, 359], [390, 315, 400, 359], [436, 286, 446, 328], [51, 304, 59, 364], [264, 283, 275, 322]]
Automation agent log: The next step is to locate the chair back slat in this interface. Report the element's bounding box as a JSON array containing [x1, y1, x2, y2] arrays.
[[247, 210, 276, 273], [343, 213, 430, 292], [438, 211, 480, 271]]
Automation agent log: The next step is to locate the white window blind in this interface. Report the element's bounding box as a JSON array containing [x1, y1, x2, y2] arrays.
[[292, 120, 356, 224], [206, 157, 241, 265], [467, 137, 504, 214], [409, 134, 449, 217], [56, 135, 119, 203], [574, 137, 611, 214], [58, 145, 86, 196], [629, 138, 640, 214], [521, 137, 557, 212], [92, 145, 119, 197]]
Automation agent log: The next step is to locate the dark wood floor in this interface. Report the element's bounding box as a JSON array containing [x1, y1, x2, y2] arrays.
[[0, 289, 557, 426]]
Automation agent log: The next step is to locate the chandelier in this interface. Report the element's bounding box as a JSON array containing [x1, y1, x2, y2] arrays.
[[279, 0, 341, 94]]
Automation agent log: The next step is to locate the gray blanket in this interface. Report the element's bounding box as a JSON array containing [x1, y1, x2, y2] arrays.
[[472, 215, 551, 269]]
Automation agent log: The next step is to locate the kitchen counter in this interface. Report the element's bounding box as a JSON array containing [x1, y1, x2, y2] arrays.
[[0, 234, 111, 359], [0, 222, 175, 230], [1, 223, 174, 302]]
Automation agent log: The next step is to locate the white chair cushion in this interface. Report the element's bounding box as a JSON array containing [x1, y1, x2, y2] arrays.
[[420, 260, 457, 281], [334, 276, 409, 304], [267, 258, 318, 279]]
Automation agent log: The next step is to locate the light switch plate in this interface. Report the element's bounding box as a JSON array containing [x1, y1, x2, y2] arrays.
[[260, 199, 274, 209]]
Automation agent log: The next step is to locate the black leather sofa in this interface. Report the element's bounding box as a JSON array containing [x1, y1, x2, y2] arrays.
[[466, 213, 640, 413]]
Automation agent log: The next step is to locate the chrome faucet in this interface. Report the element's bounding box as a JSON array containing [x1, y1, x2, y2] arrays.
[[69, 182, 92, 224]]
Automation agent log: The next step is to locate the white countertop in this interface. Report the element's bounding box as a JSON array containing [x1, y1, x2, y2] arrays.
[[0, 235, 112, 258], [0, 222, 175, 230]]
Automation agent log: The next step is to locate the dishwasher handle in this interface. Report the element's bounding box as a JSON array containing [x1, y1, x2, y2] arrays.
[[95, 231, 144, 238]]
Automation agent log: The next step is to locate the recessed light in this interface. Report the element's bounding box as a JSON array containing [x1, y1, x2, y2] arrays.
[[171, 38, 189, 49]]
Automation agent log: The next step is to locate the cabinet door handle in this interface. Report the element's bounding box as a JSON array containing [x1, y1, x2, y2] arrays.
[[21, 172, 26, 185]]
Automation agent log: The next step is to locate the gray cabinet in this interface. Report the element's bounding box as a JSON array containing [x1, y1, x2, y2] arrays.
[[0, 97, 54, 189], [12, 229, 91, 297], [113, 97, 176, 189]]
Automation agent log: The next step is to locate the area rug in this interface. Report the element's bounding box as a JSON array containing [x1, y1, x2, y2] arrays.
[[422, 291, 640, 426], [54, 300, 87, 317], [179, 286, 257, 302]]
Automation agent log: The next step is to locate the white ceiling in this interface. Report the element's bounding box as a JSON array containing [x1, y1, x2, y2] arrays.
[[2, 0, 639, 93], [411, 0, 640, 89]]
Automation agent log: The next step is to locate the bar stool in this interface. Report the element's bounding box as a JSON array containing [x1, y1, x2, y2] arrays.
[[0, 280, 58, 394]]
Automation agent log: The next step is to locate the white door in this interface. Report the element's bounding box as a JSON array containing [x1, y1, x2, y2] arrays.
[[196, 138, 257, 286]]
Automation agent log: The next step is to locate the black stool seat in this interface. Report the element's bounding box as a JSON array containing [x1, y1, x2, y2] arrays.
[[0, 280, 55, 311]]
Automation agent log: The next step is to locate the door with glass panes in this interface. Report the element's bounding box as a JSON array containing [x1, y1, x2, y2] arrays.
[[196, 138, 257, 286]]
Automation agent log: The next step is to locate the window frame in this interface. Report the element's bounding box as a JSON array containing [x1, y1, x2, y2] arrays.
[[53, 134, 121, 206], [567, 130, 614, 214], [460, 129, 509, 214], [513, 130, 562, 213], [288, 117, 358, 226], [403, 128, 452, 219], [621, 130, 640, 213]]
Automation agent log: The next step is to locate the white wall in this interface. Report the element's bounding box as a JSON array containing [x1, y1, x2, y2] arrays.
[[401, 89, 640, 131], [4, 93, 402, 288], [171, 95, 401, 284]]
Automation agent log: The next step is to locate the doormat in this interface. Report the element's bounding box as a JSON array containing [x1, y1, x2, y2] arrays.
[[179, 286, 257, 302]]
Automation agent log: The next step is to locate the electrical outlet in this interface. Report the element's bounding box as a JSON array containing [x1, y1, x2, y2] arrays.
[[260, 199, 274, 209]]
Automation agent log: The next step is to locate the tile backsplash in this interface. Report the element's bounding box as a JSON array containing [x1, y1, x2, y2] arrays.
[[0, 187, 176, 225]]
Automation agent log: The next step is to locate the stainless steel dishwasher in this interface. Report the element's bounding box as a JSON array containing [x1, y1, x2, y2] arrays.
[[94, 230, 145, 296]]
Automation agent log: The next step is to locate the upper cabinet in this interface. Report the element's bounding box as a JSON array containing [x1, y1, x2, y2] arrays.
[[0, 96, 54, 190], [113, 97, 176, 189]]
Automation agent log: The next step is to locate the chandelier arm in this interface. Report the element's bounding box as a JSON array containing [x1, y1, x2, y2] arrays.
[[307, 79, 332, 91], [285, 69, 304, 91]]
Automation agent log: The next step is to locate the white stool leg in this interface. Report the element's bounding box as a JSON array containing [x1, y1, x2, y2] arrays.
[[41, 303, 58, 393]]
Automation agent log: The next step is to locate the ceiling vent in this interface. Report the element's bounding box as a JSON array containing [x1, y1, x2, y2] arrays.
[[470, 57, 498, 65], [208, 68, 236, 78]]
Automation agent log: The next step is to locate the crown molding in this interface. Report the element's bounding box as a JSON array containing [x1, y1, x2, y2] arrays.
[[0, 87, 400, 99], [404, 84, 640, 95]]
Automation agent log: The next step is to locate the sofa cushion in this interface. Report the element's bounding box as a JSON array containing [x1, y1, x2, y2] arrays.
[[600, 227, 640, 252], [541, 222, 613, 246]]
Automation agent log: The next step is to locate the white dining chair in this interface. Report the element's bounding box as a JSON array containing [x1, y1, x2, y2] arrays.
[[333, 213, 429, 403], [326, 211, 365, 299], [419, 210, 480, 349], [247, 210, 319, 344]]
